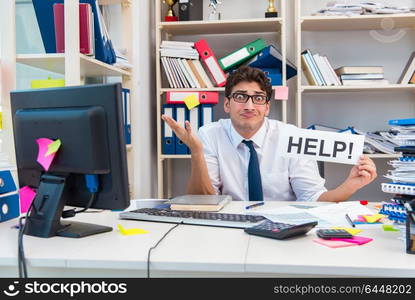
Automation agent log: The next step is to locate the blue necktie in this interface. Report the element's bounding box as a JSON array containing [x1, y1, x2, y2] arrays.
[[242, 140, 263, 201]]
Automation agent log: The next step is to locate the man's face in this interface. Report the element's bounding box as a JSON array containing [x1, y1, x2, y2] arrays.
[[224, 81, 270, 135]]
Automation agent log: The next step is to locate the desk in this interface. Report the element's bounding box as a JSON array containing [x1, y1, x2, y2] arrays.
[[1, 201, 414, 277]]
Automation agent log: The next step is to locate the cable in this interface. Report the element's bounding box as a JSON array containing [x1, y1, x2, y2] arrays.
[[147, 223, 182, 278], [17, 201, 34, 278], [62, 193, 96, 218]]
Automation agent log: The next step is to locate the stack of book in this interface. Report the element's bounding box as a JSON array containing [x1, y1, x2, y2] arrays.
[[382, 118, 415, 147], [168, 195, 231, 212], [301, 49, 341, 86], [313, 2, 412, 16], [335, 66, 387, 86]]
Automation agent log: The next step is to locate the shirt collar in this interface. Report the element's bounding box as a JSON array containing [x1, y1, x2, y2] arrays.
[[230, 118, 268, 149]]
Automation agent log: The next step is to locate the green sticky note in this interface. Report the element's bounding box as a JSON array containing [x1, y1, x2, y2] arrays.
[[45, 139, 61, 156], [383, 225, 399, 232]]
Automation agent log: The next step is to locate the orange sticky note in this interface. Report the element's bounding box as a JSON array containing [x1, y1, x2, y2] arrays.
[[274, 86, 288, 100], [184, 94, 200, 110], [19, 186, 36, 214], [36, 138, 56, 171]]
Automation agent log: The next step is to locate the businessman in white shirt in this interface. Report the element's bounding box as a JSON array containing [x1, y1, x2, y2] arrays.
[[162, 66, 377, 202]]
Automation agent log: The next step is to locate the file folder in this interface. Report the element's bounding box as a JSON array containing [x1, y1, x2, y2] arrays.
[[162, 104, 176, 155], [200, 104, 214, 127], [219, 39, 267, 71], [174, 105, 189, 154], [389, 118, 415, 126], [122, 88, 131, 145], [0, 192, 20, 223], [194, 39, 227, 87], [178, 0, 203, 21], [166, 91, 219, 105], [248, 45, 297, 80], [187, 107, 200, 154], [258, 68, 282, 86], [0, 170, 17, 195]]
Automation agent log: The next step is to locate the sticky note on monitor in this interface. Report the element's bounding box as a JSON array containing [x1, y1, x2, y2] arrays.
[[19, 186, 36, 214]]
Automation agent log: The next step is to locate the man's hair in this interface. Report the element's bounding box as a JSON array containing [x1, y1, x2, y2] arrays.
[[225, 66, 273, 100]]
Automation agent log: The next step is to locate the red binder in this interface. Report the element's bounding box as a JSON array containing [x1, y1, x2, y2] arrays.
[[54, 3, 94, 55], [194, 39, 227, 87], [166, 91, 219, 104]]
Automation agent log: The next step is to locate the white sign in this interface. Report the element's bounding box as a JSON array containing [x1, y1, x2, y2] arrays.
[[276, 127, 365, 165]]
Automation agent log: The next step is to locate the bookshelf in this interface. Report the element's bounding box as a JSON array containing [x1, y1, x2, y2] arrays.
[[295, 0, 415, 161], [156, 0, 288, 198], [1, 0, 137, 196]]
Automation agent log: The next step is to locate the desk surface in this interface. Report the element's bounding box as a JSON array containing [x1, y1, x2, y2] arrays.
[[1, 201, 414, 277]]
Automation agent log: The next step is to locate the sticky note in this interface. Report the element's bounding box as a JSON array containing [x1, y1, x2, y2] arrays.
[[36, 138, 57, 171], [363, 214, 384, 223], [331, 236, 373, 245], [117, 224, 148, 235], [383, 225, 399, 232], [46, 139, 61, 156], [19, 186, 36, 214], [274, 86, 288, 100], [332, 227, 362, 236], [184, 94, 200, 110], [313, 238, 358, 248]]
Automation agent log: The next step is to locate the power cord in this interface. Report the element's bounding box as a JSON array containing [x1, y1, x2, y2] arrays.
[[147, 223, 182, 278], [17, 202, 34, 278]]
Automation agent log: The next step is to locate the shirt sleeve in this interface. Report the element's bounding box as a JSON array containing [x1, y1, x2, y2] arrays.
[[197, 126, 222, 194], [288, 158, 327, 202]]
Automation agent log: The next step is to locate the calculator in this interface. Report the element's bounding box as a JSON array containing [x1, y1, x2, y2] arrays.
[[244, 219, 318, 240], [316, 229, 353, 239]]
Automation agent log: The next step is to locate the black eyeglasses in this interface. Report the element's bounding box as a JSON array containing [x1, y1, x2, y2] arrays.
[[229, 92, 269, 105]]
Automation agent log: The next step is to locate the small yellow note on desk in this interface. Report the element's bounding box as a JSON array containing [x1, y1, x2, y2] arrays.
[[117, 224, 148, 235], [363, 214, 385, 223], [331, 227, 362, 236], [184, 94, 200, 110]]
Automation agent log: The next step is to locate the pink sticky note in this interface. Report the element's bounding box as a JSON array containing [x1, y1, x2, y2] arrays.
[[331, 236, 373, 245], [36, 138, 56, 171], [313, 238, 358, 248], [19, 186, 36, 214], [274, 86, 289, 100]]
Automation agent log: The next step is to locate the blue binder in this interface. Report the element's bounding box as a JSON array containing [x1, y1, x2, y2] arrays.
[[258, 68, 282, 86], [0, 170, 17, 194], [247, 45, 297, 80], [200, 104, 214, 128], [187, 107, 200, 154], [162, 104, 176, 155], [32, 0, 116, 64], [389, 118, 415, 126], [174, 105, 189, 155], [0, 193, 20, 223], [122, 88, 131, 145]]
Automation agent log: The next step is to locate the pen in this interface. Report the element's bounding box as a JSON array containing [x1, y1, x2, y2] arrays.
[[245, 202, 265, 210], [345, 213, 355, 228]]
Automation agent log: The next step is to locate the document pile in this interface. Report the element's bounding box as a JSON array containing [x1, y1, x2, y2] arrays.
[[313, 1, 412, 16], [380, 118, 415, 147]]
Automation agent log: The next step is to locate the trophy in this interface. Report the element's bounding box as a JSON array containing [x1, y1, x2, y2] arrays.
[[265, 0, 278, 18], [164, 0, 178, 22], [208, 0, 222, 21]]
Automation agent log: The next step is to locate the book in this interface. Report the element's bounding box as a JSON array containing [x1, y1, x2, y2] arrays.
[[340, 73, 384, 80], [335, 66, 384, 75], [301, 54, 317, 85], [341, 79, 389, 85], [168, 195, 232, 212], [398, 51, 415, 84]]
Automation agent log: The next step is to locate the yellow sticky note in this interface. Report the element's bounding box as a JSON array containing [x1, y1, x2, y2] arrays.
[[0, 112, 2, 130], [117, 224, 148, 235], [45, 139, 62, 156], [363, 213, 384, 223], [332, 227, 362, 236], [184, 94, 200, 110]]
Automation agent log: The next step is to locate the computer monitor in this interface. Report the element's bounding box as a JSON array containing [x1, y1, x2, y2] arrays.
[[10, 83, 130, 238]]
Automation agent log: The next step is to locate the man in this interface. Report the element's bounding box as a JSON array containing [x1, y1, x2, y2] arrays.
[[162, 66, 377, 202]]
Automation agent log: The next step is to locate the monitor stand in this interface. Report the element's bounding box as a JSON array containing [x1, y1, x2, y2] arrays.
[[24, 174, 112, 238]]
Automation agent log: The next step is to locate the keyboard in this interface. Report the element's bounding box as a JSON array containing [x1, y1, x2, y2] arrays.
[[119, 208, 267, 229]]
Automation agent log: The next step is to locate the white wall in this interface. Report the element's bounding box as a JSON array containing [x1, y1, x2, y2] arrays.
[[166, 0, 415, 202]]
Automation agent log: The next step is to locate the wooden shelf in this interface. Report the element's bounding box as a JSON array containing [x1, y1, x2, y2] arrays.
[[367, 153, 401, 159], [161, 85, 285, 93], [159, 18, 282, 35], [161, 155, 191, 160], [16, 53, 132, 77], [98, 0, 130, 5], [126, 145, 133, 152], [301, 84, 415, 93], [301, 13, 415, 31]]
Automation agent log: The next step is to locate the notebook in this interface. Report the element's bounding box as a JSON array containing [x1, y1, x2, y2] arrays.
[[168, 195, 232, 212]]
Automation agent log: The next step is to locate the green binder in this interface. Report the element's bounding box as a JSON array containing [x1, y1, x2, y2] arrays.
[[219, 39, 267, 71]]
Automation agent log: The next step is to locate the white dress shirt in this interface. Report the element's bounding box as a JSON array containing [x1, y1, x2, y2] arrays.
[[198, 118, 327, 202]]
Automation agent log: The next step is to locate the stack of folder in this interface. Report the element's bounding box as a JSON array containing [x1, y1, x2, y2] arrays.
[[162, 103, 214, 155], [32, 0, 116, 65], [0, 167, 20, 223]]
